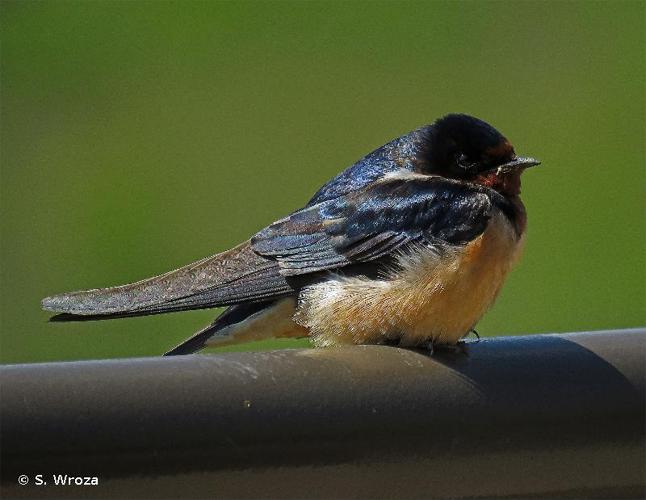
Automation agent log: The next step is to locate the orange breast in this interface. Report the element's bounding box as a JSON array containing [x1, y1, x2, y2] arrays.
[[296, 210, 525, 347]]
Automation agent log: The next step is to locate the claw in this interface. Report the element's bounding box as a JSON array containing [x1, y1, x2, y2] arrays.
[[429, 340, 469, 356]]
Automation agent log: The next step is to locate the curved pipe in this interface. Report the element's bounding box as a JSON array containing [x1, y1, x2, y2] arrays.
[[1, 329, 644, 498]]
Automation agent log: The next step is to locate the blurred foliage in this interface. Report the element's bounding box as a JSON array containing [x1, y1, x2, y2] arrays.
[[1, 1, 644, 363]]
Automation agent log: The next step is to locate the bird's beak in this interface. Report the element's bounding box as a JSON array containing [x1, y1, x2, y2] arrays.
[[489, 156, 541, 174]]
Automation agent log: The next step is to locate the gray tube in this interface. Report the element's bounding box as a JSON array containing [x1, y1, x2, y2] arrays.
[[1, 329, 645, 498]]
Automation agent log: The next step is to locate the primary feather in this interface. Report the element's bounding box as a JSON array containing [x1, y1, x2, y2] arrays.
[[42, 174, 497, 320], [41, 242, 292, 319]]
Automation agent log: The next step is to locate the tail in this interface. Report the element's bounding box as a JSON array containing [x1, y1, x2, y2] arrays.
[[164, 298, 308, 355], [42, 242, 293, 320], [163, 302, 273, 355]]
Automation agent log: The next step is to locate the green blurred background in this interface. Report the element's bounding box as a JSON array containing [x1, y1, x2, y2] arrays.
[[1, 1, 644, 364]]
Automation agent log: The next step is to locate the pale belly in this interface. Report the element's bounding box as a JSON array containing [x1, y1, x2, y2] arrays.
[[295, 210, 525, 347], [206, 210, 524, 349]]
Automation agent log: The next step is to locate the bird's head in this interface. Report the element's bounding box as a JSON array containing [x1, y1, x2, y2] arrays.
[[424, 114, 539, 195]]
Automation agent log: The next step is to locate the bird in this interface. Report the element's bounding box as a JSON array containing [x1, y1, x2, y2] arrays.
[[41, 113, 539, 355]]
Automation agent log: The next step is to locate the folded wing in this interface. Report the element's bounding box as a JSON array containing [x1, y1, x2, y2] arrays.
[[42, 173, 495, 320], [251, 173, 494, 276]]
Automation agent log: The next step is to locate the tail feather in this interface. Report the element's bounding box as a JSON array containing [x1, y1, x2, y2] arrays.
[[163, 302, 273, 356]]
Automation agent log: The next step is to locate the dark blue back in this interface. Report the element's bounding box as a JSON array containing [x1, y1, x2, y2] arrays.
[[307, 126, 431, 206]]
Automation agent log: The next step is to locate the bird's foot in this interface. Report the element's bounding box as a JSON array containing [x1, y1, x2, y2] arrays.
[[422, 339, 470, 357], [465, 329, 481, 342]]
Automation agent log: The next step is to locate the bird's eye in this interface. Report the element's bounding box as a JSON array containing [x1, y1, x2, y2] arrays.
[[452, 152, 481, 176], [455, 153, 475, 171]]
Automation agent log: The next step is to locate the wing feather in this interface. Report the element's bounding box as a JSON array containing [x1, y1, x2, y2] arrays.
[[251, 174, 494, 276], [43, 174, 497, 320], [42, 242, 293, 319]]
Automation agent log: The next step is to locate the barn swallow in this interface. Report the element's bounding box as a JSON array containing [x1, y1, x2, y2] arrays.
[[42, 113, 539, 355]]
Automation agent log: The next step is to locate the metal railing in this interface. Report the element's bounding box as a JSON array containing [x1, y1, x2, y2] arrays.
[[1, 328, 645, 498]]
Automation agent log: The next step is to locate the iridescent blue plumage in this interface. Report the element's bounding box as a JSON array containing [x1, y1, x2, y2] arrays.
[[307, 113, 512, 206], [307, 126, 431, 205], [252, 173, 502, 276]]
